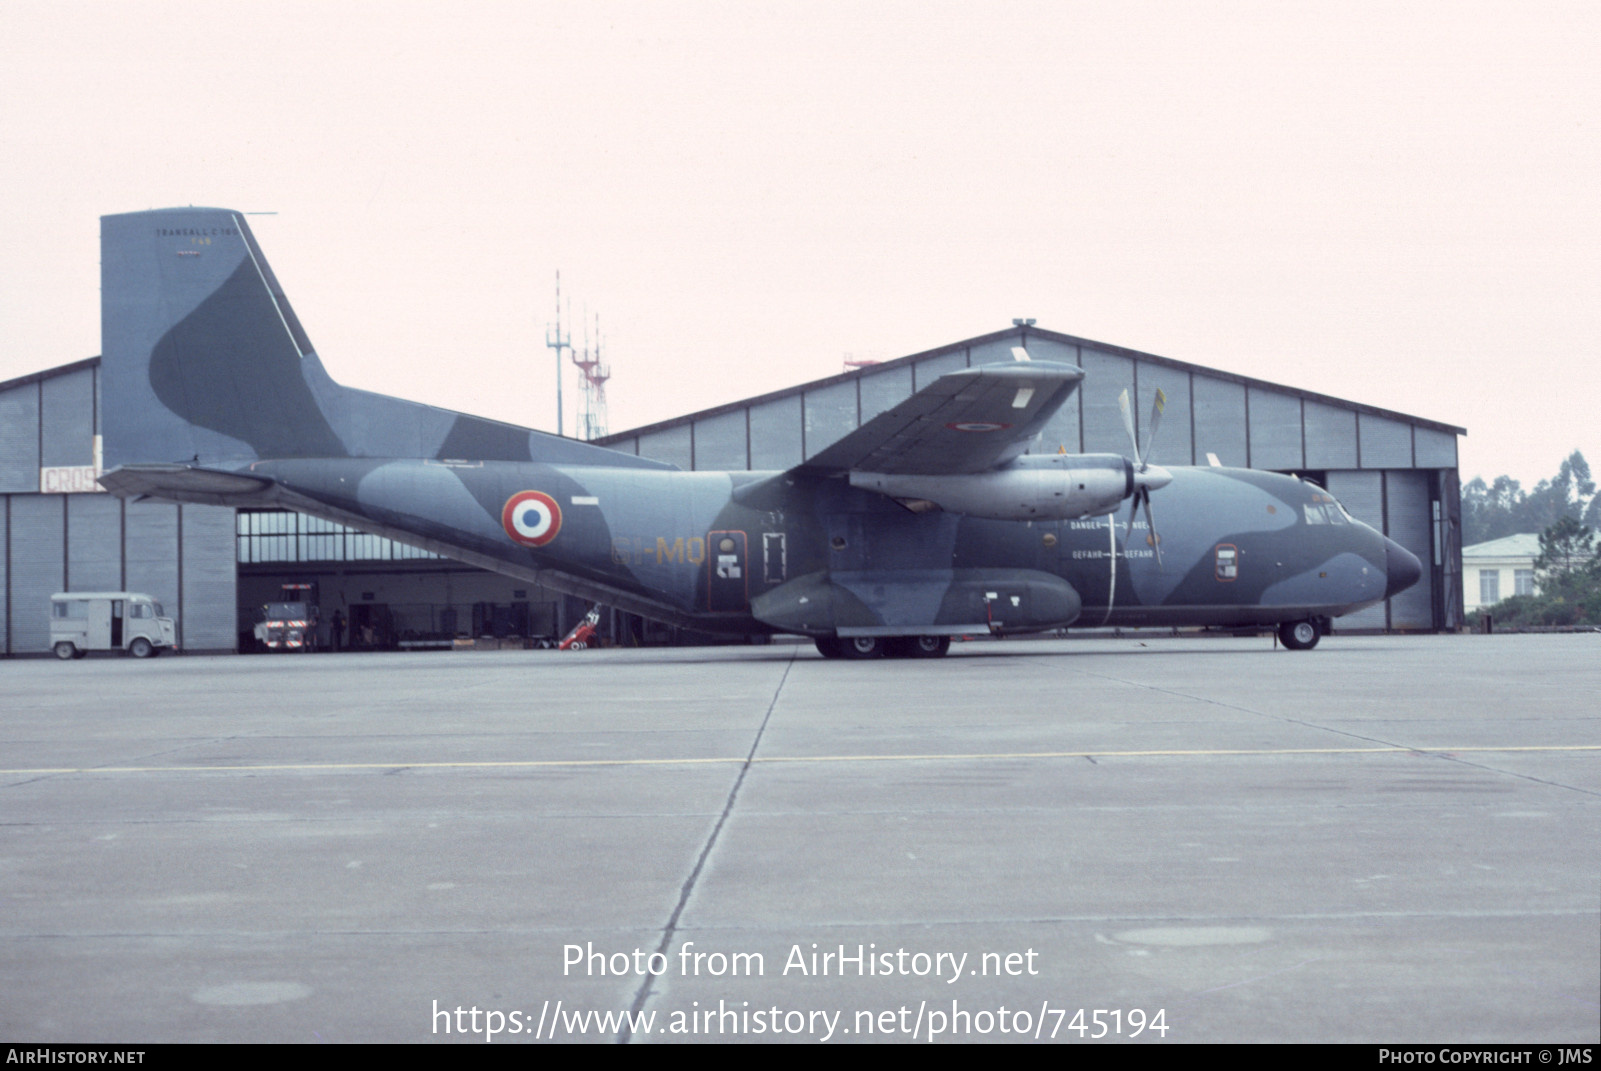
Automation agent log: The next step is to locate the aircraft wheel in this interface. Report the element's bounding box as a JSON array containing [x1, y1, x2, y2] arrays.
[[840, 636, 885, 659], [129, 637, 154, 659], [888, 635, 950, 659], [814, 637, 845, 659], [1278, 619, 1320, 651], [54, 641, 78, 660]]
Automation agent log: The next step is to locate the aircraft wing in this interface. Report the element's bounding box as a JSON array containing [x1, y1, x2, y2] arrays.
[[798, 360, 1084, 476]]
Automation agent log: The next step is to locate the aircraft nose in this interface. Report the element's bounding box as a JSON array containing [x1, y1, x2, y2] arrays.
[[1384, 537, 1423, 598]]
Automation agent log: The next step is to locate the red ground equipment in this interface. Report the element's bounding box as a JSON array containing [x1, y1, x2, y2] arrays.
[[558, 606, 602, 651]]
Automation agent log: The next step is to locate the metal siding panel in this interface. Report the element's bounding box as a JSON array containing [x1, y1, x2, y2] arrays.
[[1247, 388, 1303, 470], [1386, 470, 1434, 629], [0, 497, 8, 653], [1413, 427, 1458, 468], [1303, 401, 1358, 469], [858, 365, 913, 423], [691, 410, 748, 472], [1359, 414, 1412, 468], [803, 379, 858, 457], [125, 500, 179, 638], [1135, 361, 1193, 465], [181, 505, 238, 651], [967, 335, 1026, 365], [9, 495, 64, 653], [40, 368, 95, 468], [1324, 470, 1387, 630], [912, 351, 968, 389], [1191, 376, 1248, 469], [1079, 349, 1135, 454], [748, 395, 803, 471], [635, 425, 692, 470], [67, 495, 122, 591], [0, 385, 41, 492]]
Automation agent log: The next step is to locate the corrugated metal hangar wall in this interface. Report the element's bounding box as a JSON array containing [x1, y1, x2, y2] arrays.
[[0, 360, 236, 655], [1, 325, 1464, 655], [596, 327, 1465, 634]]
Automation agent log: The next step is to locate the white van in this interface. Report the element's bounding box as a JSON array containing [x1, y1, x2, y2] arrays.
[[50, 592, 177, 659]]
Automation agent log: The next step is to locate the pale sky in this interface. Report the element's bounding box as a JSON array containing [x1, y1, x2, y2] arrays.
[[2, 1, 1596, 487]]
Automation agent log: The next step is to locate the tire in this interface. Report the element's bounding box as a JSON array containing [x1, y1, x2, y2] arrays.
[[814, 637, 845, 659], [840, 636, 885, 659], [129, 637, 154, 658], [54, 641, 78, 660], [887, 635, 951, 658], [1278, 619, 1320, 651]]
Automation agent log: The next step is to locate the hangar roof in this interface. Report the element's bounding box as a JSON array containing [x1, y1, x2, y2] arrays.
[[594, 325, 1467, 445]]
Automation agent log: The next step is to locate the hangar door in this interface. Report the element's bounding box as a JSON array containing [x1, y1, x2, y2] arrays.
[[1385, 471, 1434, 630]]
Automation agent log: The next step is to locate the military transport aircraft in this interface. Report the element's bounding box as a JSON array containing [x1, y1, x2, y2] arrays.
[[97, 208, 1421, 658]]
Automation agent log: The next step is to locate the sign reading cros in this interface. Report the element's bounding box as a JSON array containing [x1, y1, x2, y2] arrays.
[[40, 466, 105, 494]]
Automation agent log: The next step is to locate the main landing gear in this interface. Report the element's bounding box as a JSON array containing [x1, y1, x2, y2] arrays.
[[814, 635, 951, 659], [1277, 619, 1321, 651]]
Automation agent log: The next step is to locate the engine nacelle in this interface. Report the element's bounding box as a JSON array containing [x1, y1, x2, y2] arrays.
[[850, 454, 1137, 520]]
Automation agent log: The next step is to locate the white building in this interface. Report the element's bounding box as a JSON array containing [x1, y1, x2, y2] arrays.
[[1462, 533, 1541, 612]]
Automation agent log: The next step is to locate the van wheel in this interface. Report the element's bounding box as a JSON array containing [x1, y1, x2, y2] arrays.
[[54, 641, 78, 660], [129, 637, 154, 658]]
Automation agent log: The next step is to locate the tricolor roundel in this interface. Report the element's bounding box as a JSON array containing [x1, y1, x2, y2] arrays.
[[502, 491, 562, 547], [945, 421, 1012, 433]]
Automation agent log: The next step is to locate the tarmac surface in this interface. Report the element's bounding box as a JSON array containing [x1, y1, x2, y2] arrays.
[[2, 632, 1598, 1045]]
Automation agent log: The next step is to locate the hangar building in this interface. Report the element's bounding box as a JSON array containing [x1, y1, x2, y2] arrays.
[[0, 325, 1465, 655]]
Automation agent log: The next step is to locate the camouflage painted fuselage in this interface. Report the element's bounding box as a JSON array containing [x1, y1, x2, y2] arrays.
[[190, 455, 1398, 638], [95, 206, 1420, 643]]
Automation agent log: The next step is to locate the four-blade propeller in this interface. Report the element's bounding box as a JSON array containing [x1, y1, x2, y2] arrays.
[[1117, 387, 1173, 568]]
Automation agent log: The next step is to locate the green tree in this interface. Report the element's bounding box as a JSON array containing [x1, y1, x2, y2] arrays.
[[1462, 451, 1596, 545], [1535, 514, 1599, 593]]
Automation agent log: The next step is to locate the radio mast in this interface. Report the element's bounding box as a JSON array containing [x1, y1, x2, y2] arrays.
[[544, 272, 570, 437]]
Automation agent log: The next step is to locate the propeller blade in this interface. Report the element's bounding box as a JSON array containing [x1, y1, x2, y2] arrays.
[[1142, 490, 1163, 571], [1118, 389, 1140, 463], [1141, 388, 1167, 467]]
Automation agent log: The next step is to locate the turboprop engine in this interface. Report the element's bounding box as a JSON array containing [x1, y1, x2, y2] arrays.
[[849, 453, 1171, 522]]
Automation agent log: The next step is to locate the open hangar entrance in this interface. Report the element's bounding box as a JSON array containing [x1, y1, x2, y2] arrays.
[[234, 508, 581, 652]]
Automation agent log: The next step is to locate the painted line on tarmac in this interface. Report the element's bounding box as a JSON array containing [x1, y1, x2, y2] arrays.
[[4, 744, 1600, 777]]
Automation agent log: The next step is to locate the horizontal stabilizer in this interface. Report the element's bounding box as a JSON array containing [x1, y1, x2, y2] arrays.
[[98, 464, 279, 506]]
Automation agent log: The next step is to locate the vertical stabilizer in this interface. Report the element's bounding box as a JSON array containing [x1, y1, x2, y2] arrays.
[[99, 208, 672, 472], [101, 208, 347, 467]]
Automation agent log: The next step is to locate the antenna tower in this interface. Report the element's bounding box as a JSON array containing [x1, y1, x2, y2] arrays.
[[571, 312, 611, 440], [544, 272, 570, 437]]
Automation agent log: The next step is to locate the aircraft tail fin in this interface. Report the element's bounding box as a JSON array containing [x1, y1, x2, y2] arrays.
[[99, 208, 668, 472]]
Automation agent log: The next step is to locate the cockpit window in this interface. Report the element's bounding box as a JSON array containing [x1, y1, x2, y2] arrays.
[[1302, 492, 1349, 526]]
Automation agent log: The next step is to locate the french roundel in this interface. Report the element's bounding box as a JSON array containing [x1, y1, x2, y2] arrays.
[[502, 491, 562, 547], [945, 421, 1012, 433]]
